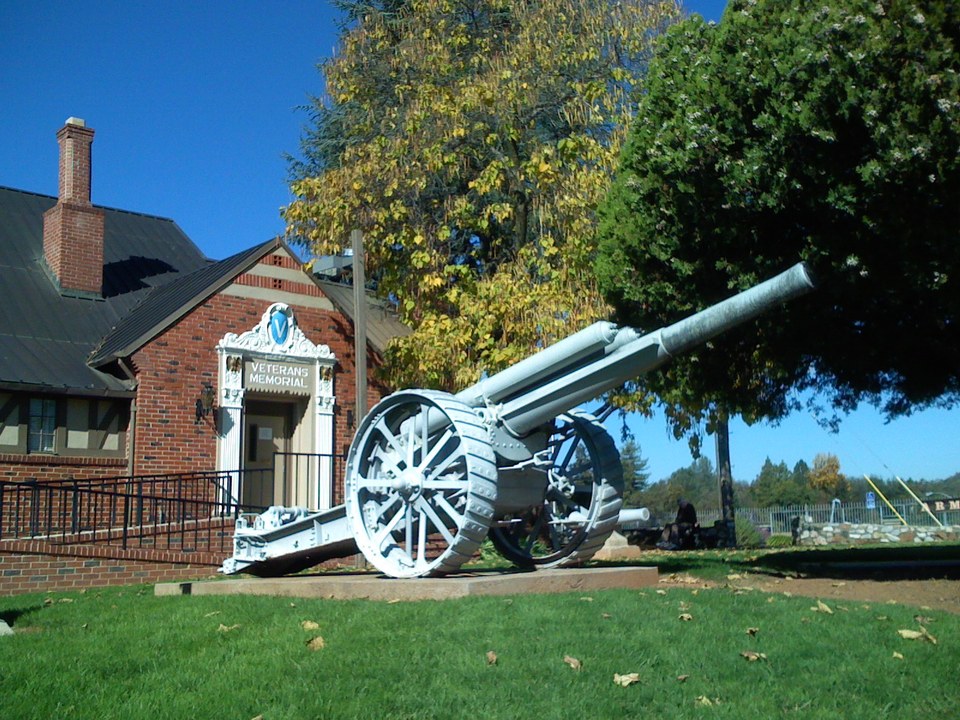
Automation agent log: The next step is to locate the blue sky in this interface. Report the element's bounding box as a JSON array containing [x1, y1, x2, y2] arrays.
[[1, 1, 956, 485]]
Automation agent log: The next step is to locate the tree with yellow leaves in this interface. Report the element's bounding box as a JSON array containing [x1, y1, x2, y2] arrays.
[[809, 453, 850, 500], [284, 0, 681, 390]]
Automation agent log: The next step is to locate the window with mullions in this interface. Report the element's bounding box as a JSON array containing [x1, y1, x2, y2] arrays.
[[29, 398, 57, 453]]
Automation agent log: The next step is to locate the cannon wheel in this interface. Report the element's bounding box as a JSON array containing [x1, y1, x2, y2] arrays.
[[490, 410, 623, 569], [345, 390, 497, 578]]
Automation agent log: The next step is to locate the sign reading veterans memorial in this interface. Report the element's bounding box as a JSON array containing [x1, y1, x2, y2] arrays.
[[245, 359, 314, 395]]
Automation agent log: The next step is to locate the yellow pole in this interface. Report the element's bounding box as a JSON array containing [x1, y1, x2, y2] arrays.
[[864, 475, 908, 526], [895, 476, 944, 528]]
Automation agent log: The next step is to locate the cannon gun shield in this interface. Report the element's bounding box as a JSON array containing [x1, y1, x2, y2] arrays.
[[344, 390, 498, 578]]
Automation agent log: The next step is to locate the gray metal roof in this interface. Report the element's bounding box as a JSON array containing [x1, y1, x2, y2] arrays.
[[89, 240, 275, 366], [0, 186, 209, 395], [1, 186, 409, 393], [91, 239, 411, 364], [314, 279, 411, 355]]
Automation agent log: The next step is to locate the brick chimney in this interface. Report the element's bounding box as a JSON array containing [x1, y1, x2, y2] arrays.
[[43, 117, 105, 297]]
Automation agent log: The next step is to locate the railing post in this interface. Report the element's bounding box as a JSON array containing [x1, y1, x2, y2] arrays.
[[71, 479, 80, 534], [122, 486, 132, 549], [26, 480, 38, 537]]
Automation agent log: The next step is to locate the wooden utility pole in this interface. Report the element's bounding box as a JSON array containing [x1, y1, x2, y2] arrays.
[[351, 229, 368, 427]]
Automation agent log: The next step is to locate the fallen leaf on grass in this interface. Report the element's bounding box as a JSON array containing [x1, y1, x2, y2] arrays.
[[898, 626, 937, 645], [914, 615, 934, 625], [203, 611, 221, 618], [563, 655, 582, 671], [892, 652, 904, 660], [746, 627, 759, 637], [656, 590, 667, 596], [486, 651, 498, 665], [740, 651, 767, 662], [812, 600, 833, 615], [579, 596, 593, 602], [301, 620, 320, 631], [678, 613, 694, 622], [613, 673, 640, 687], [218, 624, 241, 633], [387, 599, 402, 604], [677, 675, 690, 683], [601, 613, 612, 620], [306, 636, 326, 651], [696, 696, 720, 707]]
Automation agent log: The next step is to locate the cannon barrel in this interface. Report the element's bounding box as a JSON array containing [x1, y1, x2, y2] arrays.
[[458, 262, 814, 437]]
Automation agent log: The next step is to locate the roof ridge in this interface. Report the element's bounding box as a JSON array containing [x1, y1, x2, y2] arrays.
[[88, 238, 283, 366], [0, 184, 179, 223]]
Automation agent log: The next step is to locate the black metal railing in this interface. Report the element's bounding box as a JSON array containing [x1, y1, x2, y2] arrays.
[[0, 474, 242, 555], [0, 453, 345, 555]]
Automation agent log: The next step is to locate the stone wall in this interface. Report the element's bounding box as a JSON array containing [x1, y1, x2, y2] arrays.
[[798, 521, 960, 546]]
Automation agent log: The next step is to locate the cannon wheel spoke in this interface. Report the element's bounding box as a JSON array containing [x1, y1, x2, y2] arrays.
[[345, 390, 497, 578], [490, 410, 623, 569]]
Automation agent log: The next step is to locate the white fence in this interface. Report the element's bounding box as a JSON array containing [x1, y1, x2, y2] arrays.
[[698, 499, 960, 535]]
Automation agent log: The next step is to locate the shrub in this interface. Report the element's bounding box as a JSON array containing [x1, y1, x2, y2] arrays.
[[765, 533, 794, 549], [736, 514, 764, 548]]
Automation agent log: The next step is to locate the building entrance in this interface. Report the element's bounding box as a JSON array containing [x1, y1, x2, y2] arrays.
[[242, 400, 292, 507], [217, 303, 338, 511]]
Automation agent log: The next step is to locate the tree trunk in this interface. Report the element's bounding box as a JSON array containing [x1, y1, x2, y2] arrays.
[[714, 409, 737, 548]]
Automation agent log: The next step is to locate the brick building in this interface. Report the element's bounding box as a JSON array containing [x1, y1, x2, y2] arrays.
[[0, 119, 404, 593]]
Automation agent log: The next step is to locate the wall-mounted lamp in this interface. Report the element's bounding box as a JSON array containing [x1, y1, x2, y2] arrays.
[[195, 382, 216, 424]]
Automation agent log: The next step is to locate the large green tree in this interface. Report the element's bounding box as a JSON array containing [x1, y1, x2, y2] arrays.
[[620, 438, 651, 506], [285, 0, 681, 390], [597, 0, 960, 443]]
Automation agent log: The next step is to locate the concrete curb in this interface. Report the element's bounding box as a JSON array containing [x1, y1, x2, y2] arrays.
[[156, 566, 658, 601]]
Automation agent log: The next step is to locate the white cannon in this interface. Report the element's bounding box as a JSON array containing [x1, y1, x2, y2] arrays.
[[222, 263, 814, 578]]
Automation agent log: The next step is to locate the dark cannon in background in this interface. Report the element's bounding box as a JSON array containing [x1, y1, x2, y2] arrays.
[[221, 263, 815, 578]]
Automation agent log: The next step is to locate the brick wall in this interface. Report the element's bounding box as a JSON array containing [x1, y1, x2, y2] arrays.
[[0, 454, 126, 484], [0, 255, 392, 595], [0, 540, 221, 596], [130, 256, 388, 492]]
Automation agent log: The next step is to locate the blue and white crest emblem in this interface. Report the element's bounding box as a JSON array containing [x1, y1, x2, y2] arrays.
[[269, 308, 290, 345]]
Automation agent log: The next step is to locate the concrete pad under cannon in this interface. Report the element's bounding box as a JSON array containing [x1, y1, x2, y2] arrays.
[[156, 566, 658, 601]]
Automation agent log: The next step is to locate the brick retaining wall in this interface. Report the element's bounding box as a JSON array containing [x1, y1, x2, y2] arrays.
[[0, 540, 221, 595]]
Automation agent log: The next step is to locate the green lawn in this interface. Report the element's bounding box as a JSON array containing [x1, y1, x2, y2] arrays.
[[1, 562, 957, 720]]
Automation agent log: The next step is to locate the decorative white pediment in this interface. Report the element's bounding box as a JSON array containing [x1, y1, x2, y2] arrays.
[[217, 303, 334, 361]]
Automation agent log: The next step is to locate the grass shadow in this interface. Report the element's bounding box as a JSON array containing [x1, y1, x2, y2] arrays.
[[0, 605, 45, 628]]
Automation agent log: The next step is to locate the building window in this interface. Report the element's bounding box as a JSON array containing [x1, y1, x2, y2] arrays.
[[29, 398, 57, 453]]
